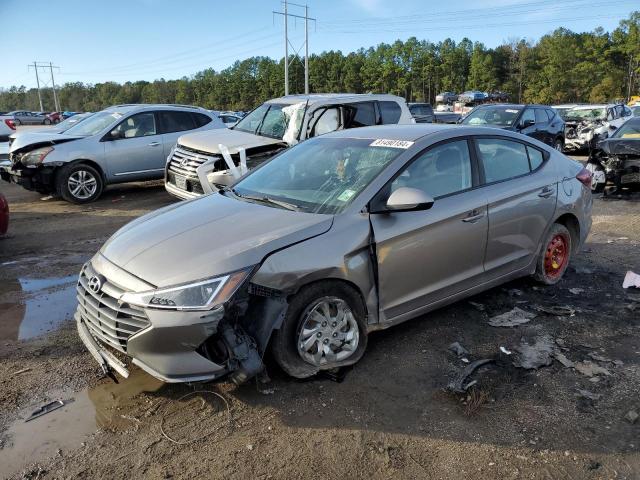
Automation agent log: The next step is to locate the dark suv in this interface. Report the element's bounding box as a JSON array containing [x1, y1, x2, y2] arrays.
[[408, 103, 435, 123], [461, 104, 565, 151]]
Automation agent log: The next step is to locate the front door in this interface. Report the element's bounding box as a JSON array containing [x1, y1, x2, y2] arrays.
[[103, 112, 165, 179], [474, 137, 558, 278], [370, 139, 488, 322]]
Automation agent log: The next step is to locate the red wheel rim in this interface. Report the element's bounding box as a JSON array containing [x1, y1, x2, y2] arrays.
[[543, 234, 569, 279]]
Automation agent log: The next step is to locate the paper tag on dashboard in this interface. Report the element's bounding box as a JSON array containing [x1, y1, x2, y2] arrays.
[[370, 139, 414, 149]]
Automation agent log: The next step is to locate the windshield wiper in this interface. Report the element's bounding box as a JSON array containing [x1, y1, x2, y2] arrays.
[[232, 190, 300, 211]]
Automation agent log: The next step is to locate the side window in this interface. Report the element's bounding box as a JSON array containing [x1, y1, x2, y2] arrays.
[[545, 109, 555, 121], [111, 112, 157, 139], [520, 108, 535, 125], [192, 112, 212, 128], [310, 107, 341, 137], [379, 101, 402, 124], [527, 146, 544, 170], [477, 138, 531, 183], [623, 106, 632, 117], [535, 109, 548, 124], [390, 140, 472, 199], [344, 102, 376, 128], [607, 109, 615, 121], [159, 111, 195, 133]]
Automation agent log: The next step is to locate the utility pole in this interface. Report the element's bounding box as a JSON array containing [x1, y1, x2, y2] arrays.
[[49, 62, 60, 112], [28, 61, 61, 111], [28, 62, 44, 111], [273, 2, 316, 95]]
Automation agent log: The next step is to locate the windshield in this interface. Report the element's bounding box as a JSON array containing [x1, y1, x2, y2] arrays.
[[57, 113, 92, 130], [553, 107, 573, 120], [565, 107, 606, 121], [612, 120, 640, 139], [232, 137, 403, 214], [63, 111, 120, 136], [232, 103, 302, 140], [462, 106, 522, 126]]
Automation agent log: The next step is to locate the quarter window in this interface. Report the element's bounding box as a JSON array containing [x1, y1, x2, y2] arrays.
[[390, 140, 472, 198], [477, 138, 531, 183], [380, 101, 402, 124], [527, 146, 544, 170], [192, 112, 212, 128]]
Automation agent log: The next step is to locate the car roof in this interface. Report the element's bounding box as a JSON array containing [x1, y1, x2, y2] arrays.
[[569, 104, 615, 110], [102, 104, 208, 114], [475, 103, 550, 109], [266, 93, 405, 105]]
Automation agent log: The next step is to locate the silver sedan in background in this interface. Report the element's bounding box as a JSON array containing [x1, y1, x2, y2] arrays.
[[75, 124, 592, 384]]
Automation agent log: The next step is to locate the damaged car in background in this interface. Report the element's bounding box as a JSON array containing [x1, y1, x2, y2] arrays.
[[563, 103, 633, 153], [164, 93, 413, 200], [76, 124, 592, 384], [1, 104, 225, 203], [586, 116, 640, 193]]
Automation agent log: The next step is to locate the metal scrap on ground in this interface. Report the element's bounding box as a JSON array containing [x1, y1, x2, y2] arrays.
[[25, 400, 65, 422], [623, 271, 640, 289], [448, 342, 469, 357], [488, 307, 536, 327], [446, 359, 493, 394], [513, 335, 555, 369]]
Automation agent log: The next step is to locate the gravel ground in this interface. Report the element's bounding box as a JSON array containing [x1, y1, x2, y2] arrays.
[[0, 170, 639, 479]]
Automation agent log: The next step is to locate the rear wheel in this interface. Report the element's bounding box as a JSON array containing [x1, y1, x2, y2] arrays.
[[55, 163, 104, 204], [554, 138, 564, 152], [44, 118, 51, 125], [534, 223, 572, 285], [271, 281, 368, 378]]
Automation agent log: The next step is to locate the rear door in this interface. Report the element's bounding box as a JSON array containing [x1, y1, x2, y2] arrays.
[[474, 136, 557, 278], [370, 138, 488, 321], [103, 111, 165, 179]]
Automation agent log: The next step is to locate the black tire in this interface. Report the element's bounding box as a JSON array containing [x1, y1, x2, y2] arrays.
[[271, 281, 368, 379], [44, 118, 51, 125], [592, 182, 605, 193], [55, 163, 104, 204], [533, 223, 572, 285], [553, 138, 564, 152], [15, 119, 22, 126]]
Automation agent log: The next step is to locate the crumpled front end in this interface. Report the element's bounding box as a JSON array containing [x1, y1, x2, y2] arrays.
[[590, 139, 640, 188], [75, 254, 281, 384], [564, 120, 608, 152]]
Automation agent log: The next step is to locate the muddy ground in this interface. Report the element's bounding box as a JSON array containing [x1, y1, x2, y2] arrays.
[[0, 168, 639, 479]]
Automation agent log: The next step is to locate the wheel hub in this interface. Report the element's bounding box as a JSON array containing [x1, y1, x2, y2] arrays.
[[297, 296, 359, 367], [543, 234, 568, 279], [68, 170, 97, 200]]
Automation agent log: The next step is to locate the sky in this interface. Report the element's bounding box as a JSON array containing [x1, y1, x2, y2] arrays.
[[0, 0, 637, 89]]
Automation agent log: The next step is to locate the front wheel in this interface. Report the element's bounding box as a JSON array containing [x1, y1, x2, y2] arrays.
[[55, 163, 104, 204], [271, 281, 368, 378], [534, 223, 572, 285]]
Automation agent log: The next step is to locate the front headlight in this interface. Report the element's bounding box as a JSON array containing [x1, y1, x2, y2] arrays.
[[21, 146, 54, 166], [120, 269, 251, 311]]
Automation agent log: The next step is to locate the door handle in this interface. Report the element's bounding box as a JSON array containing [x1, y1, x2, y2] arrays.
[[538, 187, 554, 198], [148, 141, 161, 147], [462, 209, 485, 223]]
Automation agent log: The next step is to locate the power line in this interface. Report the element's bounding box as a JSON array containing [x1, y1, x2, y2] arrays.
[[28, 61, 60, 111]]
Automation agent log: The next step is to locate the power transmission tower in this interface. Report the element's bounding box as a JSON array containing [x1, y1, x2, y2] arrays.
[[27, 61, 61, 111], [273, 1, 316, 95]]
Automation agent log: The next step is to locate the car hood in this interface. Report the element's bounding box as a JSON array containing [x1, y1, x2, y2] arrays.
[[177, 128, 286, 155], [9, 132, 83, 153], [598, 138, 640, 156], [100, 193, 333, 288]]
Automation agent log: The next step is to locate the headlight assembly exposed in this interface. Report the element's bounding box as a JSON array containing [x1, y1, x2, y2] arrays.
[[120, 269, 251, 311], [20, 146, 54, 167]]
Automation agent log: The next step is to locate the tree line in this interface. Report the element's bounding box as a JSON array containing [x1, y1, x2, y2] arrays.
[[1, 12, 638, 113]]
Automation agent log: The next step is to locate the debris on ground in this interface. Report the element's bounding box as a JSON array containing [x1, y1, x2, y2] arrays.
[[535, 305, 576, 316], [588, 352, 623, 366], [448, 342, 469, 357], [507, 288, 524, 296], [513, 335, 555, 369], [488, 307, 536, 327], [11, 367, 32, 377], [569, 288, 584, 295], [446, 359, 493, 393], [553, 351, 575, 368], [622, 271, 640, 289], [25, 400, 66, 422], [576, 389, 602, 401], [625, 410, 639, 424], [574, 361, 612, 378], [500, 346, 512, 355]]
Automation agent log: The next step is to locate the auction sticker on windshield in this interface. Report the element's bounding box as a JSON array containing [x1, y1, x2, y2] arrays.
[[370, 139, 414, 149]]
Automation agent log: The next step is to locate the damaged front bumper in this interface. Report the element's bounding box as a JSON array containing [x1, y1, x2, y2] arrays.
[[0, 163, 56, 193], [75, 256, 280, 384]]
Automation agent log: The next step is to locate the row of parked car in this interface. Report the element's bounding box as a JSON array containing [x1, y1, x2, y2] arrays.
[[1, 94, 639, 205]]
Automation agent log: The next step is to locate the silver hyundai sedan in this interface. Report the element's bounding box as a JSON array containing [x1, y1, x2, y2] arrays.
[[75, 124, 593, 384]]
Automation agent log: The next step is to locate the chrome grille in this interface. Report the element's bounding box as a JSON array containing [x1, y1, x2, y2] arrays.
[[167, 145, 219, 178], [76, 266, 150, 353]]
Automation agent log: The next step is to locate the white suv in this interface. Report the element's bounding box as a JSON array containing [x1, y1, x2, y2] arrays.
[[165, 93, 414, 199]]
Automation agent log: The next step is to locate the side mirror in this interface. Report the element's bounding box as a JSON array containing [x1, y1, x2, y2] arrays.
[[519, 119, 535, 129], [383, 187, 434, 212]]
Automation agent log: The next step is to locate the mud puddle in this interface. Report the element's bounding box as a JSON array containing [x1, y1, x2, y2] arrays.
[[0, 275, 77, 341], [0, 368, 163, 478]]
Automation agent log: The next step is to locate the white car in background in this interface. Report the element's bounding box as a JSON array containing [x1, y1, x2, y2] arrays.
[[0, 114, 16, 142]]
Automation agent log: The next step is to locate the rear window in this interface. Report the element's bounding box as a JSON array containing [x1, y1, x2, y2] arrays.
[[380, 101, 402, 124]]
